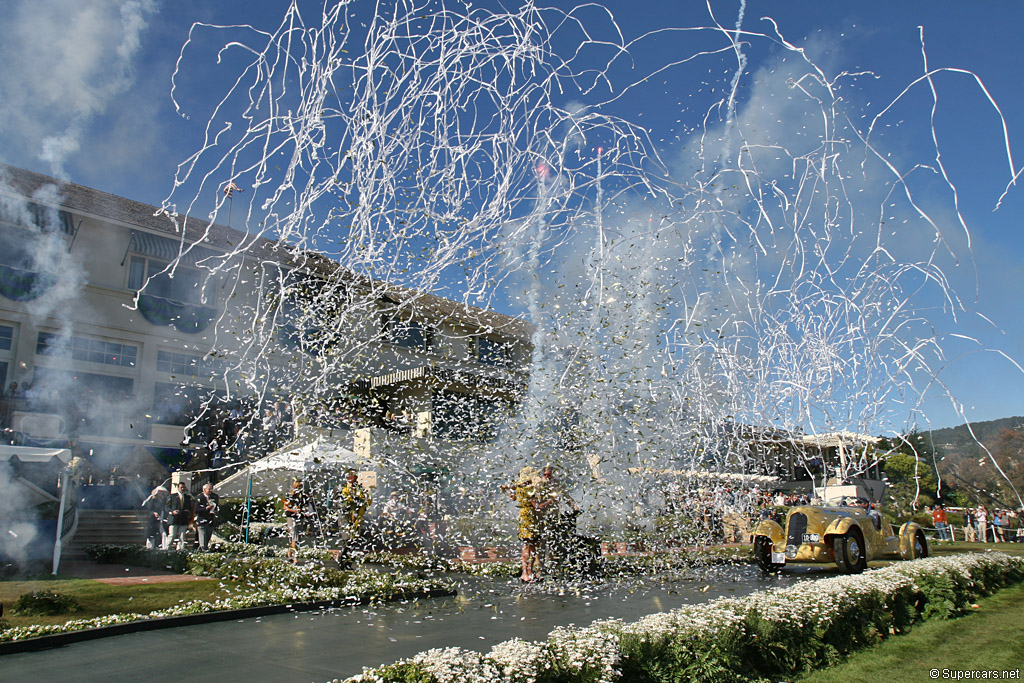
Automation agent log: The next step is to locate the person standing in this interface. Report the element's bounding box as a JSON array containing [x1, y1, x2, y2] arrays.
[[337, 470, 372, 540], [506, 467, 542, 583], [141, 486, 168, 549], [382, 491, 410, 521], [992, 509, 1004, 543], [932, 503, 949, 541], [165, 482, 195, 550], [195, 483, 220, 550], [536, 465, 578, 564], [976, 505, 989, 544], [1000, 509, 1014, 542], [284, 479, 307, 562], [964, 508, 977, 542]]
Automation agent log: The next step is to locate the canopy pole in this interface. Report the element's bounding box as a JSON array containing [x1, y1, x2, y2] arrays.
[[52, 469, 69, 575], [244, 467, 253, 544]]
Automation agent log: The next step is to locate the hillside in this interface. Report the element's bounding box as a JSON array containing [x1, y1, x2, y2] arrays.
[[927, 416, 1024, 507], [928, 416, 1024, 458]]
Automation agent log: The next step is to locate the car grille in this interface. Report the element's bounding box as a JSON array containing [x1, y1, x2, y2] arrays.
[[788, 513, 808, 547]]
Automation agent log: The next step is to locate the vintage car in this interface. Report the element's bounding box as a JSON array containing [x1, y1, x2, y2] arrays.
[[752, 497, 929, 574]]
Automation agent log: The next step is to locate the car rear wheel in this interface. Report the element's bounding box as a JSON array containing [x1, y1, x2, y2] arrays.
[[911, 529, 929, 559], [833, 529, 866, 574], [754, 536, 783, 573]]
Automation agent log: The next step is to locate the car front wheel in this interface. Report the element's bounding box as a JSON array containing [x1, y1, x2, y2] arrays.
[[833, 530, 866, 574], [754, 536, 783, 573]]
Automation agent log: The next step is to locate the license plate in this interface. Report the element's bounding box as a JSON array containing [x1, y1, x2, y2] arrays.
[[771, 552, 786, 564], [802, 533, 820, 543]]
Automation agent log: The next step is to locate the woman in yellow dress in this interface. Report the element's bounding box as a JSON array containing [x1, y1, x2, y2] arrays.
[[509, 466, 542, 582]]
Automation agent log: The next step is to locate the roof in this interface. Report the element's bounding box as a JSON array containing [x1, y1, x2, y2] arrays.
[[797, 431, 883, 449], [0, 163, 533, 341]]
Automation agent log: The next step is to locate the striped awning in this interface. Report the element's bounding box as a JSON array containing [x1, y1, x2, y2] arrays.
[[367, 364, 526, 395], [128, 230, 221, 267], [370, 365, 431, 388]]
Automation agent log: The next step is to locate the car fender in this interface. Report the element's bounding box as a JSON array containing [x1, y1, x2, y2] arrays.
[[823, 515, 860, 545], [899, 522, 923, 559], [752, 519, 785, 547]]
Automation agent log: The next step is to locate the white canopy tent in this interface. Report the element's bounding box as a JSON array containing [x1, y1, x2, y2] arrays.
[[0, 445, 73, 506], [0, 445, 72, 464], [628, 467, 781, 485], [216, 439, 361, 498]]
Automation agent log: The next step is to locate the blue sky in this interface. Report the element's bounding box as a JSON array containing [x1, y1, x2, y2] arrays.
[[1, 0, 1022, 431]]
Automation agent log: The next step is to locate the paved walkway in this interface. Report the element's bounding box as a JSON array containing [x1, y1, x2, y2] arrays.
[[58, 560, 212, 585]]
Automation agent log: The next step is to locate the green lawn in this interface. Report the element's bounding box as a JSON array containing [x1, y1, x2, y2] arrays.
[[798, 580, 1024, 682], [0, 576, 241, 628], [928, 540, 1024, 557]]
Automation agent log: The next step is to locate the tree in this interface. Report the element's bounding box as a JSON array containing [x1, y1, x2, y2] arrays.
[[882, 432, 938, 516]]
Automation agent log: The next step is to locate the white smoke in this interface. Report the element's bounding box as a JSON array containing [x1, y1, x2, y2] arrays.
[[0, 0, 157, 178], [0, 462, 39, 567]]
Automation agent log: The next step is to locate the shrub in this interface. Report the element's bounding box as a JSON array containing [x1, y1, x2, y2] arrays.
[[11, 591, 81, 616], [349, 552, 1024, 683], [353, 661, 435, 682]]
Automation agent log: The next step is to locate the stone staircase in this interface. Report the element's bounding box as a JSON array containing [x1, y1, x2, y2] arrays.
[[61, 510, 148, 560]]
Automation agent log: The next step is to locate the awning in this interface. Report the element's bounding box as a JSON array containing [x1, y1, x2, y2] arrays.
[[0, 445, 72, 463], [627, 467, 780, 484], [368, 365, 525, 394], [370, 366, 431, 388], [127, 230, 221, 267]]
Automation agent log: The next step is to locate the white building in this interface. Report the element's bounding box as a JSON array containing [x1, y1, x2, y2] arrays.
[[0, 163, 532, 482]]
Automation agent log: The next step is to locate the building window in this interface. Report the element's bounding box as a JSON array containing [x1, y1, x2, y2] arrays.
[[0, 200, 74, 234], [476, 338, 511, 367], [387, 318, 430, 350], [156, 350, 224, 377], [128, 256, 205, 304], [0, 325, 12, 352], [127, 256, 146, 290], [33, 366, 134, 399], [36, 332, 137, 368]]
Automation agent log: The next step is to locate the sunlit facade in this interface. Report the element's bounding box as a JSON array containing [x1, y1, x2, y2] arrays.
[[0, 164, 532, 479]]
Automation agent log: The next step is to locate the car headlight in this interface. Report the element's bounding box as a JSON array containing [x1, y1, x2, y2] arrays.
[[801, 533, 821, 543], [785, 544, 798, 559]]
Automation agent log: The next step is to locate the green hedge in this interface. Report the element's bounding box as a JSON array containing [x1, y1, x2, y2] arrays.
[[341, 553, 1024, 683], [84, 544, 190, 573]]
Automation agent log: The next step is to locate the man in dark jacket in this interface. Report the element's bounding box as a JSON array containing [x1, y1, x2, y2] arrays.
[[141, 486, 168, 549], [195, 483, 220, 550], [165, 482, 195, 550]]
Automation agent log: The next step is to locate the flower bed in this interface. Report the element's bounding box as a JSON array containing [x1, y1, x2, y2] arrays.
[[363, 551, 521, 578], [0, 545, 454, 643], [0, 572, 449, 643], [341, 552, 1024, 683]]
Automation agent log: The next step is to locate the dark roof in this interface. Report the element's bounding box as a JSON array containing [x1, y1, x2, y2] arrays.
[[0, 163, 533, 341]]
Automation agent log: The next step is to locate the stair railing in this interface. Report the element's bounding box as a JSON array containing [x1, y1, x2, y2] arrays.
[[51, 468, 80, 575]]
